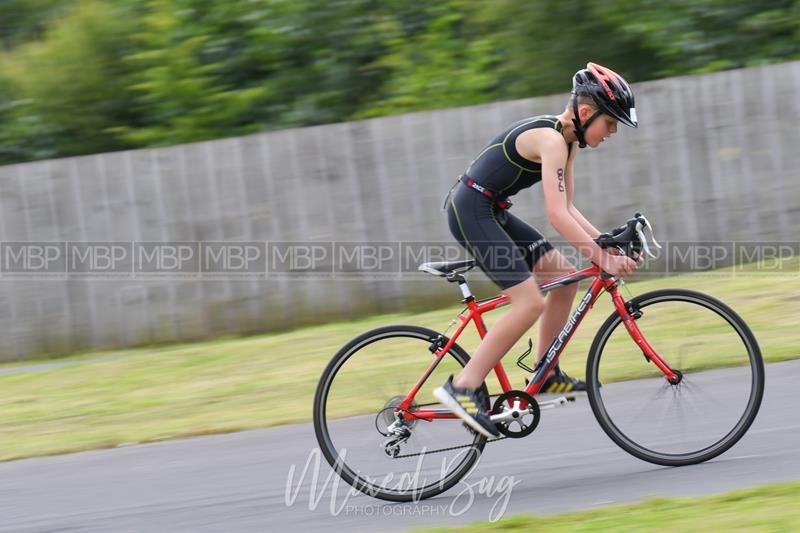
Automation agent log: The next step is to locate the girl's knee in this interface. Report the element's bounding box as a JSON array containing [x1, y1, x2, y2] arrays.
[[522, 298, 545, 319], [508, 285, 545, 318]]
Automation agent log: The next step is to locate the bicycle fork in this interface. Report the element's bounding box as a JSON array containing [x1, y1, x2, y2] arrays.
[[608, 286, 681, 384]]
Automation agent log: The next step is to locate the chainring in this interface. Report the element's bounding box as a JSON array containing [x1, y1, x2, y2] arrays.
[[491, 390, 540, 438]]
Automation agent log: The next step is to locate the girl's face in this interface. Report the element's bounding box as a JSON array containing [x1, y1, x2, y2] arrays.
[[580, 106, 618, 148]]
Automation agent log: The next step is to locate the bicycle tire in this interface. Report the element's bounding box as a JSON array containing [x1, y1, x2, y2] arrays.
[[586, 288, 764, 466], [313, 325, 489, 502]]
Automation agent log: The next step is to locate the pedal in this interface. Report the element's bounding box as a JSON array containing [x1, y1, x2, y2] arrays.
[[538, 395, 574, 410]]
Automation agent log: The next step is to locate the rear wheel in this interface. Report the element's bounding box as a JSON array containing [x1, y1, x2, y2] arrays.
[[313, 325, 489, 501], [586, 289, 764, 466]]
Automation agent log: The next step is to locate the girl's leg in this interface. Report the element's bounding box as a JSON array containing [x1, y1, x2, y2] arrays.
[[453, 277, 545, 390], [533, 249, 579, 361]]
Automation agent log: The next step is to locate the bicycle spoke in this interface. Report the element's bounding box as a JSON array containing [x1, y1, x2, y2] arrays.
[[588, 289, 763, 465], [672, 387, 687, 438], [680, 376, 729, 412], [626, 379, 672, 425], [315, 325, 488, 501]]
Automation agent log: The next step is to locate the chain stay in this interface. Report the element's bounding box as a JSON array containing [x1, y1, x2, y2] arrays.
[[386, 399, 507, 459]]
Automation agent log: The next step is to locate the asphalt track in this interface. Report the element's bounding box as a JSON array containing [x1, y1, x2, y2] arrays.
[[0, 360, 798, 532]]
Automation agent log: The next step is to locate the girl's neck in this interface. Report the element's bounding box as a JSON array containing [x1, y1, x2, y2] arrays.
[[556, 110, 579, 144]]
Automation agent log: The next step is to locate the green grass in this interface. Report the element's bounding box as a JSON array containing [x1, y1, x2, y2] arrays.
[[0, 257, 797, 462], [412, 482, 800, 532]]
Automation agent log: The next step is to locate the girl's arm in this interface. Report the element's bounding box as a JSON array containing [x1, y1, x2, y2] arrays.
[[569, 205, 601, 238], [516, 129, 634, 277], [563, 142, 602, 238], [536, 133, 607, 266]]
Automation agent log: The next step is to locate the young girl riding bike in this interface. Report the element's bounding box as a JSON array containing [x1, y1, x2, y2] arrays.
[[434, 62, 640, 438]]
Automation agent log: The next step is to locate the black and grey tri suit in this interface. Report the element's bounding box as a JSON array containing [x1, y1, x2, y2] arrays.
[[446, 115, 572, 289]]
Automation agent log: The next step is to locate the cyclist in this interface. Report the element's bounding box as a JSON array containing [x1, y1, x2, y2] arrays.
[[434, 62, 639, 438]]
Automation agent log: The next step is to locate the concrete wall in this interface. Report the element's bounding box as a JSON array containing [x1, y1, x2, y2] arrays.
[[0, 61, 798, 361]]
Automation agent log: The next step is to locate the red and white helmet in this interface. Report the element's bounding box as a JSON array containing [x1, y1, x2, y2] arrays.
[[571, 62, 637, 147]]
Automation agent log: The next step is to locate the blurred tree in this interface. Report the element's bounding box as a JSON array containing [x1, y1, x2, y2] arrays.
[[0, 0, 798, 165], [0, 1, 139, 163], [0, 0, 66, 50], [355, 0, 499, 118], [212, 0, 420, 126], [118, 0, 404, 139], [215, 0, 397, 127], [0, 73, 56, 164], [593, 0, 800, 76], [477, 0, 661, 100], [116, 0, 268, 145]]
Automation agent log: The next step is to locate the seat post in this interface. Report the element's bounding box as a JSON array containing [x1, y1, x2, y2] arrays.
[[458, 281, 474, 302], [445, 272, 474, 302]]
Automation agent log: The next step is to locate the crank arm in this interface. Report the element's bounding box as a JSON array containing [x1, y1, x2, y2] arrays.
[[538, 396, 574, 409]]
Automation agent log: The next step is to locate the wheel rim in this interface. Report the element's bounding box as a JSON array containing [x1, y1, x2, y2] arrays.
[[316, 328, 486, 498], [590, 293, 763, 462]]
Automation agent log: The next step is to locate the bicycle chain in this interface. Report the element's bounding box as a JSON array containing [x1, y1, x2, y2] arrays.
[[392, 435, 507, 459], [387, 398, 508, 459]]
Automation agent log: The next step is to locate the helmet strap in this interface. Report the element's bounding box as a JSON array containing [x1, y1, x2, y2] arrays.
[[571, 96, 602, 148]]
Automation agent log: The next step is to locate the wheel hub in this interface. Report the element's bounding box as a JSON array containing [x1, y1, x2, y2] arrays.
[[380, 395, 417, 430], [668, 369, 684, 385], [377, 396, 416, 456]]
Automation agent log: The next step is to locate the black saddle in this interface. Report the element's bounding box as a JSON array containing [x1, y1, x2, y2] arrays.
[[418, 259, 476, 278]]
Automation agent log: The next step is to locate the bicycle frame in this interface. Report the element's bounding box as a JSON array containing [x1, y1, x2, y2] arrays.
[[399, 264, 679, 422]]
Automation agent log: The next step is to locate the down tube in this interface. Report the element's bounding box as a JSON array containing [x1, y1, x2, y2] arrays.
[[524, 278, 606, 395]]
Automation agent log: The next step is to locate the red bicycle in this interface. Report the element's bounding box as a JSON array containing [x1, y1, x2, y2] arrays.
[[313, 213, 764, 501]]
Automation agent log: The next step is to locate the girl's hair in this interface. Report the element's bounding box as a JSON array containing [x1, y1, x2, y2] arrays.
[[568, 93, 598, 110]]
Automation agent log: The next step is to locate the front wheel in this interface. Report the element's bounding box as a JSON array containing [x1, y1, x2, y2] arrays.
[[586, 289, 764, 466]]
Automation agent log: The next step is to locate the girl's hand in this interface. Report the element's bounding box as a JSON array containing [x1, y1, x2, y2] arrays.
[[600, 253, 637, 278]]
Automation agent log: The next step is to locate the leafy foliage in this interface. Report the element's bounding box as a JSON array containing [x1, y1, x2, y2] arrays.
[[0, 1, 139, 162], [0, 0, 797, 165]]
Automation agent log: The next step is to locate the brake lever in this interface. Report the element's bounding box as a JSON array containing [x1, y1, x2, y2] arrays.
[[634, 223, 649, 258], [639, 214, 662, 250], [635, 221, 660, 259]]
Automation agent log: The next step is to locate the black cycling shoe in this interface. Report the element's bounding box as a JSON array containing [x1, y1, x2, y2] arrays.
[[540, 365, 587, 393], [433, 376, 499, 438]]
